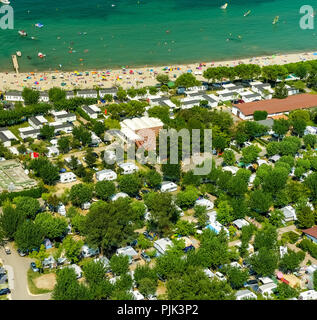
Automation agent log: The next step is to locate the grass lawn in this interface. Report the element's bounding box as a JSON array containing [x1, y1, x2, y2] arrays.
[[0, 295, 9, 300], [45, 115, 55, 123], [9, 121, 29, 141], [27, 269, 53, 295]]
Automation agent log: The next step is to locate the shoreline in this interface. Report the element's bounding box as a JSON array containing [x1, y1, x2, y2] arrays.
[[1, 50, 317, 92]]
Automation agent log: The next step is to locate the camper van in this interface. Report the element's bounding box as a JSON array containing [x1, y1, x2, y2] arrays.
[[160, 181, 178, 193], [298, 290, 317, 300]]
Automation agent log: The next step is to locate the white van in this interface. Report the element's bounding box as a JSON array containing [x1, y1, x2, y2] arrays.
[[299, 290, 317, 300], [160, 181, 178, 193]]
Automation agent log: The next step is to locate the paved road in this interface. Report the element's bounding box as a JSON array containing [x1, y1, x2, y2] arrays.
[[0, 244, 51, 300]]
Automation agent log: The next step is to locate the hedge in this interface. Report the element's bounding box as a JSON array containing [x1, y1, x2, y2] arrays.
[[298, 238, 317, 259], [0, 186, 47, 205]]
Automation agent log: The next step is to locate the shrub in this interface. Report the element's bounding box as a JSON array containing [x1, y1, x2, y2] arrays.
[[254, 110, 268, 121]]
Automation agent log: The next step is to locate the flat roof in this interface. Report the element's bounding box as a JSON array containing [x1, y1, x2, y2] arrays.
[[122, 117, 163, 131], [233, 94, 317, 116], [5, 91, 22, 96], [56, 113, 76, 119], [78, 90, 97, 94]]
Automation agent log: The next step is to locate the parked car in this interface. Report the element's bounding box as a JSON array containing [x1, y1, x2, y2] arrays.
[[4, 246, 11, 255], [244, 279, 258, 287], [135, 194, 142, 200], [141, 189, 150, 195], [141, 251, 151, 262], [143, 232, 154, 241], [30, 262, 39, 273], [215, 272, 227, 281], [0, 288, 10, 296], [17, 249, 28, 257], [130, 240, 138, 247]]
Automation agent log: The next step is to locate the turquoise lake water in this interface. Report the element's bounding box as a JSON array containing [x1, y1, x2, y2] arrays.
[[0, 0, 316, 71]]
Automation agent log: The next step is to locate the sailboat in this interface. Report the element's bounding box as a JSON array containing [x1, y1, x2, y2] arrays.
[[272, 16, 279, 25], [220, 3, 228, 10], [244, 10, 251, 17]]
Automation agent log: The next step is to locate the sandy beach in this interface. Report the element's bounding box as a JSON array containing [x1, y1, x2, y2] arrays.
[[0, 51, 316, 92]]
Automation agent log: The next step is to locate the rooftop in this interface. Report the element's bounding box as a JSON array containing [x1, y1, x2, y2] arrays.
[[233, 94, 317, 116], [302, 226, 317, 239]]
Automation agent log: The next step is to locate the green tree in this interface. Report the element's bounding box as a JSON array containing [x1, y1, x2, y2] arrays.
[[57, 136, 71, 154], [53, 268, 91, 300], [249, 190, 272, 214], [269, 209, 284, 227], [92, 121, 105, 138], [175, 73, 200, 88], [176, 186, 199, 209], [72, 125, 92, 146], [276, 282, 299, 300], [0, 203, 25, 240], [84, 149, 97, 168], [83, 199, 136, 251], [95, 180, 116, 201], [162, 163, 181, 182], [40, 125, 55, 140], [279, 249, 305, 273], [144, 170, 162, 189], [254, 110, 268, 121], [109, 254, 130, 276], [241, 145, 261, 164], [34, 212, 68, 239], [48, 87, 66, 103], [304, 134, 317, 149], [292, 119, 307, 137], [273, 82, 288, 99], [144, 192, 179, 235], [296, 205, 315, 228], [22, 87, 40, 105], [167, 267, 234, 300], [216, 201, 234, 225], [14, 196, 40, 220], [224, 266, 249, 290], [272, 119, 290, 138], [254, 225, 277, 250], [138, 278, 157, 297], [175, 220, 196, 236], [62, 236, 83, 263], [156, 74, 170, 85], [69, 183, 93, 207], [14, 220, 44, 251], [29, 158, 60, 185], [29, 244, 49, 271], [119, 173, 141, 196], [249, 248, 278, 276], [223, 149, 235, 166], [194, 205, 208, 228]]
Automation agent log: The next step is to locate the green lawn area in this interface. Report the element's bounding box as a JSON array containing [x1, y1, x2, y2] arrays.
[[27, 269, 53, 295], [45, 115, 55, 123], [9, 122, 29, 141]]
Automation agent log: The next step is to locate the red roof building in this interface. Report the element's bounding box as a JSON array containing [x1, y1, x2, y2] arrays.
[[302, 226, 317, 243], [232, 94, 317, 120]]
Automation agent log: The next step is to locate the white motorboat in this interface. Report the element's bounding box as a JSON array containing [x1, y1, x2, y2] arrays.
[[1, 0, 11, 5], [220, 3, 228, 9], [18, 30, 27, 37]]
